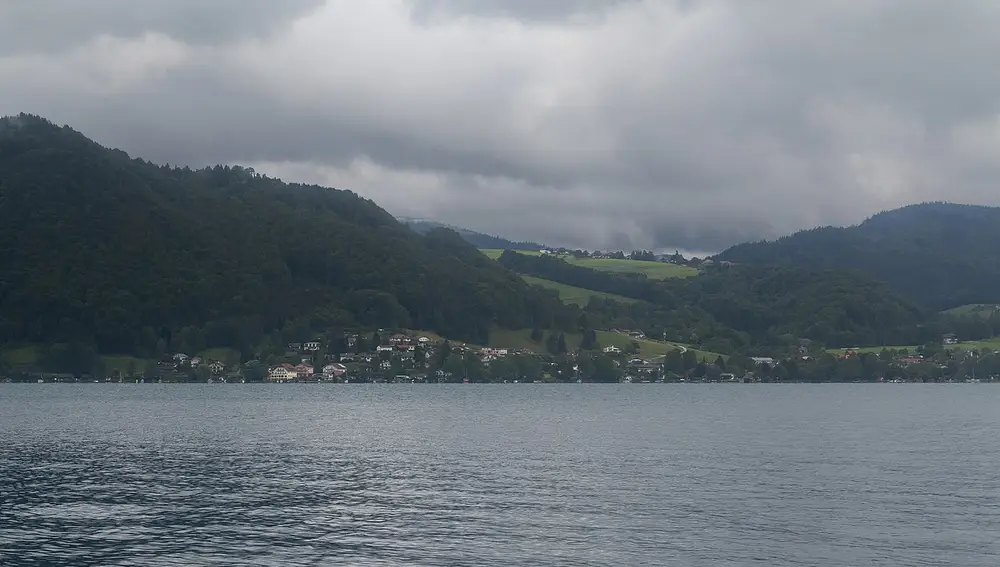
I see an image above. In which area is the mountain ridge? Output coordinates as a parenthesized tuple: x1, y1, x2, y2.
(714, 202, 1000, 310)
(0, 114, 574, 356)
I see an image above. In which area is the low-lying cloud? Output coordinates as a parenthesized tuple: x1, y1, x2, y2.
(3, 0, 1000, 252)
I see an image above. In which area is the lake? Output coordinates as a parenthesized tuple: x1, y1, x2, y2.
(1, 384, 998, 566)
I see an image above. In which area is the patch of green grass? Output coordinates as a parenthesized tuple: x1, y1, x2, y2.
(102, 355, 153, 374)
(942, 304, 1000, 318)
(198, 347, 241, 365)
(828, 337, 1000, 355)
(480, 249, 697, 279)
(521, 275, 638, 306)
(485, 328, 719, 360)
(487, 329, 575, 352)
(827, 345, 917, 355)
(1, 345, 40, 367)
(955, 337, 1000, 351)
(405, 329, 447, 343)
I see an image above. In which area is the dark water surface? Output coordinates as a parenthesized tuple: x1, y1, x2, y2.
(1, 384, 998, 566)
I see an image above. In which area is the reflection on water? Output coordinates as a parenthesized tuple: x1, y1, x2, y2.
(1, 384, 999, 566)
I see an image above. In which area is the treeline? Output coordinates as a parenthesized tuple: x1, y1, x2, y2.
(0, 114, 576, 356)
(404, 219, 543, 250)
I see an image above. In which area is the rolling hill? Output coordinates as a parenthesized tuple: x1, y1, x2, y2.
(0, 114, 574, 357)
(404, 219, 544, 250)
(715, 202, 1000, 310)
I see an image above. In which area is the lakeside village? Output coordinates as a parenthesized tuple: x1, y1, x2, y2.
(8, 330, 1000, 384)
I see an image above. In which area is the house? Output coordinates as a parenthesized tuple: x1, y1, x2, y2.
(208, 361, 226, 374)
(190, 356, 202, 367)
(288, 342, 302, 351)
(479, 347, 509, 357)
(268, 365, 296, 382)
(418, 336, 431, 344)
(376, 345, 394, 353)
(346, 334, 358, 348)
(942, 333, 959, 345)
(603, 346, 622, 354)
(750, 357, 775, 366)
(303, 341, 321, 352)
(389, 334, 410, 345)
(172, 353, 189, 363)
(293, 364, 314, 377)
(322, 363, 348, 377)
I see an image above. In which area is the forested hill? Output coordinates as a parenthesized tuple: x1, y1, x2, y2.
(498, 250, 933, 350)
(0, 114, 573, 355)
(714, 203, 1000, 310)
(403, 218, 544, 250)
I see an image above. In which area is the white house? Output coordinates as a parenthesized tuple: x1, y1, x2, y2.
(322, 363, 348, 377)
(268, 365, 296, 382)
(603, 346, 622, 354)
(303, 341, 321, 352)
(750, 357, 775, 366)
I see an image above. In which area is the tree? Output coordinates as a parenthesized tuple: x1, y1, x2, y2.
(242, 361, 265, 382)
(432, 340, 452, 371)
(591, 354, 622, 383)
(580, 328, 599, 350)
(512, 355, 542, 382)
(556, 332, 568, 354)
(681, 349, 698, 371)
(530, 325, 543, 342)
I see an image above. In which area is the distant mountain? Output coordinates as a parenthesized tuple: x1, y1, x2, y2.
(402, 218, 544, 250)
(715, 202, 1000, 310)
(0, 114, 574, 356)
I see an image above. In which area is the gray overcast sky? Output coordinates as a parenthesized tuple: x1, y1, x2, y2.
(3, 0, 1000, 252)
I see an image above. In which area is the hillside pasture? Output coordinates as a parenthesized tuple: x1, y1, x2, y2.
(480, 249, 697, 279)
(942, 304, 1000, 318)
(520, 275, 638, 306)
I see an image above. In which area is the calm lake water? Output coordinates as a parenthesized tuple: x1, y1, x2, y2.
(1, 384, 998, 566)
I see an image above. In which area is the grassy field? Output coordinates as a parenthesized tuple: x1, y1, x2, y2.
(0, 345, 154, 375)
(481, 249, 697, 279)
(102, 355, 154, 375)
(486, 328, 718, 360)
(197, 347, 241, 365)
(828, 337, 1000, 355)
(1, 345, 40, 367)
(827, 345, 917, 355)
(521, 275, 638, 306)
(942, 304, 1000, 318)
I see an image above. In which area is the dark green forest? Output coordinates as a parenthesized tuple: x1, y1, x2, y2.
(0, 114, 575, 356)
(715, 202, 1000, 310)
(499, 250, 979, 352)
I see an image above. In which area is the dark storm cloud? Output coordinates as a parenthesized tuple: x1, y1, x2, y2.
(4, 0, 1000, 252)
